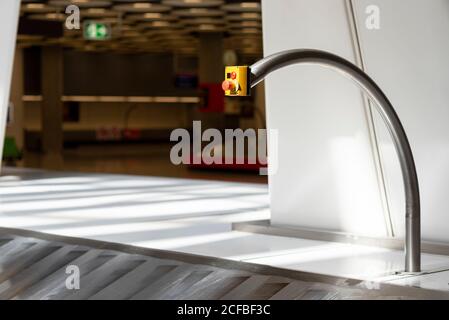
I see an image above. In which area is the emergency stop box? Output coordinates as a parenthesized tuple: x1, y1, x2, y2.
(222, 66, 251, 96)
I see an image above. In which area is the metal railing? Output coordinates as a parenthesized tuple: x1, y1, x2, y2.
(250, 49, 421, 272)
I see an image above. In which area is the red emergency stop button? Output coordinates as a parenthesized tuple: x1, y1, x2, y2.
(222, 80, 234, 91)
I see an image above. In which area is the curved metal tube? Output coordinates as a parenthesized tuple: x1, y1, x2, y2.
(251, 49, 420, 272)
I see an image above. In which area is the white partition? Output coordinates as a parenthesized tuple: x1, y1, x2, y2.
(353, 0, 449, 242)
(261, 0, 388, 237)
(0, 0, 21, 165)
(262, 0, 449, 242)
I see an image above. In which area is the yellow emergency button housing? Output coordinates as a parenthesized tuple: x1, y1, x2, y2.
(222, 66, 251, 96)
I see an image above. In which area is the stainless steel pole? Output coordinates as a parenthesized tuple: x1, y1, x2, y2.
(250, 49, 421, 272)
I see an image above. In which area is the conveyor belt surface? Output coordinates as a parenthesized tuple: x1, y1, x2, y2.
(0, 228, 447, 300)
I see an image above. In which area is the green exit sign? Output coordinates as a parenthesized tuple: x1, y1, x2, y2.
(83, 21, 111, 40)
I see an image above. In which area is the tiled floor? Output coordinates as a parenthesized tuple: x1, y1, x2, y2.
(1, 167, 449, 293)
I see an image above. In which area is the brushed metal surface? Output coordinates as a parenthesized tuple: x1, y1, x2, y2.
(233, 219, 449, 257)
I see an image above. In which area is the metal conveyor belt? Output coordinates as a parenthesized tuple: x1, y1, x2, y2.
(0, 228, 446, 300)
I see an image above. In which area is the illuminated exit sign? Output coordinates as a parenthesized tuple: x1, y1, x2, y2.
(83, 21, 111, 40)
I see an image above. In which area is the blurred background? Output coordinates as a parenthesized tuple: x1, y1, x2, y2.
(5, 0, 267, 183)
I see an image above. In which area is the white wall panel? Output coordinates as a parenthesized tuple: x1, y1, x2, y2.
(262, 0, 388, 236)
(353, 0, 449, 242)
(0, 0, 21, 165)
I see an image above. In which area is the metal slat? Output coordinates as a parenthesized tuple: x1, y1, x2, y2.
(131, 265, 199, 300)
(0, 242, 61, 283)
(0, 245, 82, 299)
(269, 280, 312, 300)
(15, 249, 101, 300)
(154, 269, 214, 300)
(247, 277, 290, 300)
(0, 237, 39, 258)
(34, 251, 119, 300)
(90, 258, 180, 300)
(220, 275, 270, 300)
(0, 237, 14, 248)
(299, 289, 339, 300)
(160, 268, 244, 300)
(61, 254, 146, 300)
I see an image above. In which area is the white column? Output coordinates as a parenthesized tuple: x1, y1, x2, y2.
(0, 0, 21, 169)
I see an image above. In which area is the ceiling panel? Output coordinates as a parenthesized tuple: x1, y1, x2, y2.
(18, 0, 262, 56)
